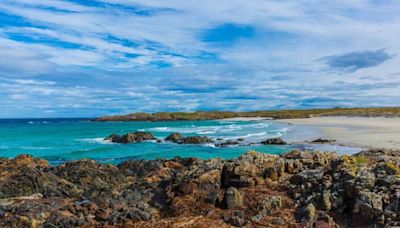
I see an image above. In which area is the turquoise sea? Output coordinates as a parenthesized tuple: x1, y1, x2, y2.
(0, 118, 361, 165)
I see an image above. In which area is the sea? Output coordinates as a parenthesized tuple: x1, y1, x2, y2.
(0, 118, 362, 165)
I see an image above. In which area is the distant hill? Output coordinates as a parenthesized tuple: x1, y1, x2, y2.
(96, 107, 400, 121)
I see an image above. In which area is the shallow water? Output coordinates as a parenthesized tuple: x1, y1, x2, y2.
(0, 118, 361, 164)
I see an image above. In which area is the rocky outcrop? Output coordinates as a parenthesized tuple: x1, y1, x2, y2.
(164, 133, 184, 143)
(2, 149, 400, 227)
(215, 140, 240, 147)
(311, 138, 337, 143)
(261, 137, 287, 145)
(164, 133, 214, 144)
(105, 131, 155, 143)
(179, 136, 214, 144)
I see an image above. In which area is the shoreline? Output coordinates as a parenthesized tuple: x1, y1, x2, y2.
(2, 149, 400, 227)
(276, 116, 400, 150)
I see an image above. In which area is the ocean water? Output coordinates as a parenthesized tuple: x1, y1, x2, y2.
(0, 118, 360, 165)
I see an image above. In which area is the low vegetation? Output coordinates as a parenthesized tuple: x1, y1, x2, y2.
(96, 107, 400, 121)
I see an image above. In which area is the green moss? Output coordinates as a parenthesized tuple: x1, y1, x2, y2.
(341, 155, 369, 175)
(353, 156, 369, 164)
(385, 162, 400, 175)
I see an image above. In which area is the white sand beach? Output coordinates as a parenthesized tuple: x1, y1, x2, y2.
(278, 117, 400, 149)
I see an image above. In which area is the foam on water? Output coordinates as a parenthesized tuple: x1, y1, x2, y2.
(0, 118, 363, 164)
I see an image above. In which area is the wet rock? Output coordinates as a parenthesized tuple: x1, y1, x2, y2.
(105, 131, 155, 143)
(104, 133, 121, 143)
(311, 138, 336, 143)
(261, 137, 287, 145)
(221, 187, 243, 209)
(165, 133, 184, 143)
(215, 140, 239, 147)
(179, 136, 214, 144)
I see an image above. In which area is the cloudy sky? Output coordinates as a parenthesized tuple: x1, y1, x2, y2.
(0, 0, 399, 118)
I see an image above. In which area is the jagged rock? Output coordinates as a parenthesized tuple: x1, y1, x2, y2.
(104, 133, 121, 143)
(2, 149, 400, 227)
(221, 187, 243, 209)
(353, 191, 383, 225)
(215, 140, 239, 147)
(261, 137, 287, 145)
(296, 203, 316, 222)
(290, 168, 324, 185)
(311, 138, 336, 143)
(165, 133, 184, 143)
(105, 131, 155, 143)
(225, 210, 246, 227)
(257, 196, 282, 215)
(179, 136, 214, 144)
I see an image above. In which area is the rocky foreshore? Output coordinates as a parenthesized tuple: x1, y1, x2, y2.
(1, 149, 400, 227)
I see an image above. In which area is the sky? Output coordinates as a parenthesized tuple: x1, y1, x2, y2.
(0, 0, 399, 118)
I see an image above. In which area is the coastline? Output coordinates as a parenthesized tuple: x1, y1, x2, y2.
(276, 116, 400, 149)
(2, 148, 400, 227)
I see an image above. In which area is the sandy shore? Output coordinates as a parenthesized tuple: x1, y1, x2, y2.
(278, 117, 400, 149)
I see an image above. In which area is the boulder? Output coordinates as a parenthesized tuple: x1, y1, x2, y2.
(220, 187, 243, 209)
(165, 133, 184, 143)
(215, 140, 239, 147)
(353, 191, 383, 225)
(296, 203, 317, 222)
(179, 136, 214, 144)
(311, 138, 336, 143)
(261, 137, 287, 145)
(257, 196, 282, 215)
(105, 132, 155, 143)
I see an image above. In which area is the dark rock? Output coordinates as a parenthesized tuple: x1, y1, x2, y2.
(165, 133, 184, 143)
(104, 133, 121, 143)
(105, 131, 155, 143)
(215, 140, 239, 147)
(179, 136, 214, 144)
(261, 137, 287, 145)
(228, 210, 247, 227)
(296, 203, 316, 222)
(221, 187, 243, 209)
(311, 138, 336, 143)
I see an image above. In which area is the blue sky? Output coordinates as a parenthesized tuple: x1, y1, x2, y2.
(0, 0, 399, 118)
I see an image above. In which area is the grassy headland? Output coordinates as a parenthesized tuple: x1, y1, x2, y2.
(96, 107, 400, 121)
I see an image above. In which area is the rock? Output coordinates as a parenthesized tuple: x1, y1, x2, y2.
(272, 218, 285, 225)
(215, 140, 239, 147)
(257, 196, 282, 215)
(179, 136, 214, 144)
(290, 168, 324, 185)
(261, 137, 287, 145)
(353, 191, 383, 224)
(311, 138, 336, 143)
(316, 191, 332, 211)
(165, 133, 184, 143)
(104, 133, 121, 143)
(296, 203, 316, 222)
(221, 187, 243, 209)
(105, 131, 155, 143)
(228, 210, 247, 227)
